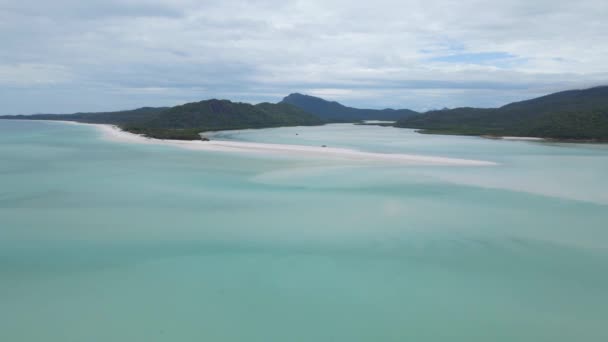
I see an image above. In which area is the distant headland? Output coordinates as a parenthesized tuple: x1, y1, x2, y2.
(2, 86, 607, 142)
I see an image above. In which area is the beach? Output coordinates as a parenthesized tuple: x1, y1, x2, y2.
(58, 121, 498, 166)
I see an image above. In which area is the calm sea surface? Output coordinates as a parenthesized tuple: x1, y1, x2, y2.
(1, 120, 607, 341)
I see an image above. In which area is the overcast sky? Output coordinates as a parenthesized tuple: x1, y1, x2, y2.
(1, 0, 607, 114)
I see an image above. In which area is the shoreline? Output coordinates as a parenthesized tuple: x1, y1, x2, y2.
(483, 135, 608, 143)
(481, 135, 545, 141)
(414, 129, 608, 143)
(32, 120, 499, 166)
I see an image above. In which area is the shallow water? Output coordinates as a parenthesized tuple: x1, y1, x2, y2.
(1, 120, 607, 341)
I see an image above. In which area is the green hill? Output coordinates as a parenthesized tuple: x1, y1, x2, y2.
(0, 100, 323, 140)
(0, 107, 167, 125)
(395, 86, 608, 140)
(123, 100, 323, 139)
(4, 86, 608, 141)
(281, 93, 418, 122)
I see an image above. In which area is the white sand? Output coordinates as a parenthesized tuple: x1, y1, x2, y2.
(501, 136, 545, 141)
(50, 121, 498, 166)
(482, 135, 545, 141)
(362, 120, 396, 124)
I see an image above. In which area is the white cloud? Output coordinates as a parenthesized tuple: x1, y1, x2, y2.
(0, 0, 607, 113)
(0, 64, 73, 85)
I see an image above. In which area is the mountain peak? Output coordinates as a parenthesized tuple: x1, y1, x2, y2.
(281, 93, 417, 122)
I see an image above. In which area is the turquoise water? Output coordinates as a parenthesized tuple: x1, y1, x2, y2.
(1, 120, 607, 341)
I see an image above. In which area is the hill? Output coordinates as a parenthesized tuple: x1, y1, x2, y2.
(0, 107, 167, 125)
(1, 100, 323, 140)
(123, 100, 323, 139)
(395, 86, 608, 140)
(281, 93, 418, 122)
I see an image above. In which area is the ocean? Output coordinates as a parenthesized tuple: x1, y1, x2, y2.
(1, 120, 607, 341)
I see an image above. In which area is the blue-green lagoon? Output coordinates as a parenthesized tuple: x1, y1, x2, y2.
(1, 120, 608, 341)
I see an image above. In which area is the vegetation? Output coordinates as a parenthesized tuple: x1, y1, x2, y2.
(0, 107, 167, 125)
(0, 99, 323, 140)
(4, 86, 608, 141)
(121, 127, 208, 140)
(395, 86, 608, 140)
(138, 100, 321, 129)
(121, 99, 322, 139)
(354, 121, 395, 127)
(281, 93, 418, 122)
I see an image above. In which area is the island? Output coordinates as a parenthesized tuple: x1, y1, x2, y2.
(2, 86, 608, 142)
(0, 100, 323, 140)
(393, 86, 608, 141)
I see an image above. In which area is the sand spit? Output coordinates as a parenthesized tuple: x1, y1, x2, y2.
(51, 121, 498, 166)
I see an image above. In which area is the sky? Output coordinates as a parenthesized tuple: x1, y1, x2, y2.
(1, 0, 607, 114)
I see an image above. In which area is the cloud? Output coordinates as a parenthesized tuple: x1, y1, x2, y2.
(0, 0, 607, 113)
(427, 52, 521, 66)
(1, 0, 187, 19)
(0, 64, 73, 86)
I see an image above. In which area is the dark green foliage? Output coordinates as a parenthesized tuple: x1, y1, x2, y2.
(0, 107, 167, 125)
(0, 99, 324, 140)
(121, 100, 323, 139)
(354, 123, 395, 127)
(121, 127, 207, 140)
(395, 86, 608, 140)
(137, 99, 322, 130)
(254, 102, 323, 125)
(5, 86, 608, 141)
(281, 93, 418, 122)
